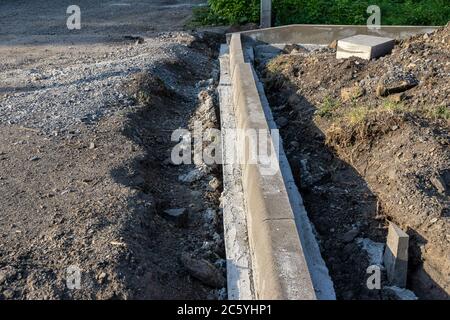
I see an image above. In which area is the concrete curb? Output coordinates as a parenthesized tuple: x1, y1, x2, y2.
(251, 68, 336, 300)
(227, 24, 438, 45)
(221, 33, 334, 300)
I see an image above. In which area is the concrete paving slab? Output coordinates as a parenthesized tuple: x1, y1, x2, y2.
(337, 34, 395, 60)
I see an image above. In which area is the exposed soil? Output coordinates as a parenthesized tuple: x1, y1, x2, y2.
(0, 0, 228, 300)
(260, 25, 449, 299)
(0, 32, 226, 300)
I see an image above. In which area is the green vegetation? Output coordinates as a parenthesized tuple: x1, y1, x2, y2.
(195, 0, 449, 26)
(425, 105, 450, 121)
(316, 96, 341, 118)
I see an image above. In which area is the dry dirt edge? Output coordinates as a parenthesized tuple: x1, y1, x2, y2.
(260, 25, 449, 300)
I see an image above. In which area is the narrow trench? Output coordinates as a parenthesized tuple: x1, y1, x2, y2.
(257, 50, 449, 299)
(113, 35, 226, 299)
(257, 57, 389, 300)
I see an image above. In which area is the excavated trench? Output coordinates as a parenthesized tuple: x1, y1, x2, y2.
(114, 33, 229, 299)
(253, 39, 449, 300)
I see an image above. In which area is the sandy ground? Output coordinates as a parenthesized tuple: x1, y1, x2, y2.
(0, 0, 228, 300)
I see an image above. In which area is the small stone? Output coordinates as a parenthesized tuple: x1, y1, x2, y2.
(217, 287, 227, 300)
(388, 92, 405, 103)
(357, 238, 385, 266)
(97, 272, 107, 284)
(2, 289, 14, 299)
(376, 74, 418, 97)
(29, 156, 40, 161)
(287, 94, 301, 107)
(290, 141, 300, 148)
(163, 208, 188, 227)
(203, 208, 217, 225)
(328, 39, 338, 50)
(180, 253, 225, 288)
(384, 286, 418, 300)
(276, 116, 288, 128)
(0, 271, 6, 285)
(190, 190, 202, 198)
(208, 177, 221, 191)
(341, 86, 365, 102)
(340, 229, 359, 243)
(89, 142, 96, 150)
(179, 169, 205, 183)
(430, 176, 446, 194)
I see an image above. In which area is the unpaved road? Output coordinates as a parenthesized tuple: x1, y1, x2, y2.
(0, 0, 206, 45)
(0, 0, 227, 300)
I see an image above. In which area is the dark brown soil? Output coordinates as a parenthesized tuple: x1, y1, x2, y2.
(0, 35, 225, 300)
(261, 25, 449, 299)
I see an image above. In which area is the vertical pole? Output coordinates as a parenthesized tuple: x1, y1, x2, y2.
(260, 0, 272, 28)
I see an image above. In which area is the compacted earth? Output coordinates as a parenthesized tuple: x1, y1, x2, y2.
(0, 1, 228, 300)
(260, 24, 449, 299)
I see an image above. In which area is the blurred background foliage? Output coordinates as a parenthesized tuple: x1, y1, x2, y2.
(192, 0, 449, 26)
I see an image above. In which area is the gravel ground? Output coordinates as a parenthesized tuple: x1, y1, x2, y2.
(0, 0, 226, 300)
(1, 35, 204, 132)
(0, 0, 207, 133)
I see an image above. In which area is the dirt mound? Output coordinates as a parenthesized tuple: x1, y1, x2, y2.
(262, 25, 449, 299)
(124, 72, 174, 105)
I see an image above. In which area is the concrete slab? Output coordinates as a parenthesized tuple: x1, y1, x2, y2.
(384, 222, 409, 288)
(337, 34, 395, 60)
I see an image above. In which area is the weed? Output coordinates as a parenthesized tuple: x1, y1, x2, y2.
(317, 96, 340, 118)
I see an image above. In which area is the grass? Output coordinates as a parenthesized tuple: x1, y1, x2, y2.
(316, 96, 341, 118)
(425, 105, 450, 121)
(197, 0, 450, 27)
(382, 100, 408, 113)
(324, 99, 449, 128)
(188, 6, 226, 27)
(346, 106, 371, 124)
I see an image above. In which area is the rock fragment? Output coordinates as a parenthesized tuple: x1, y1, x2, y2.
(180, 253, 225, 288)
(163, 208, 188, 227)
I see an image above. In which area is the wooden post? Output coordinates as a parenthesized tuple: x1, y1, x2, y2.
(260, 0, 272, 28)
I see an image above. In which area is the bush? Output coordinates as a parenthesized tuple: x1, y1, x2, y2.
(208, 0, 260, 24)
(202, 0, 449, 26)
